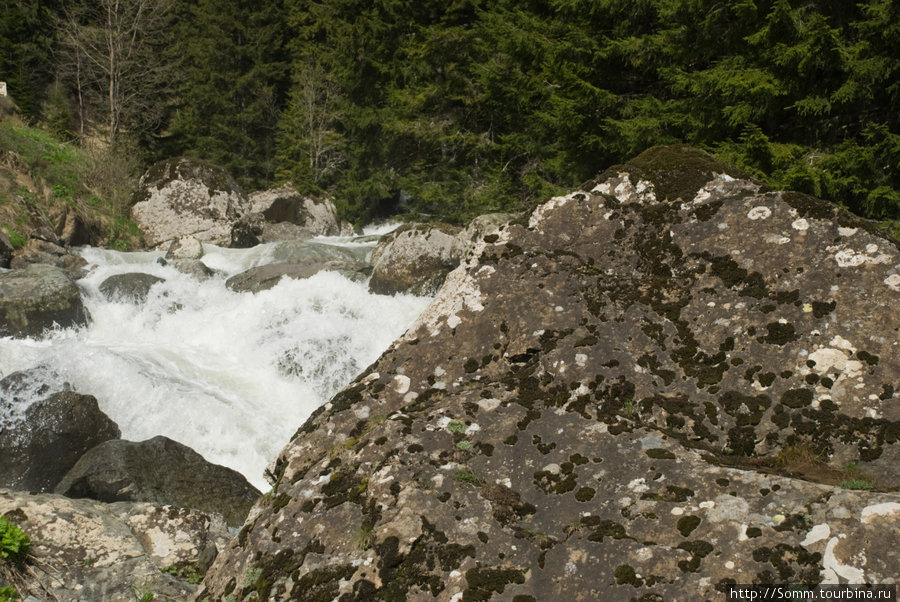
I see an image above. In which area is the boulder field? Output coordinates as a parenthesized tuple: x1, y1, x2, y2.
(197, 146, 900, 600)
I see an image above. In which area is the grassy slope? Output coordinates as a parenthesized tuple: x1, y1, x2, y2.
(0, 115, 143, 251)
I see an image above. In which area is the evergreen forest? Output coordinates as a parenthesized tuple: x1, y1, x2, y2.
(2, 0, 898, 228)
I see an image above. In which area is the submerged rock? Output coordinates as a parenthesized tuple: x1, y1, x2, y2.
(0, 384, 120, 492)
(55, 435, 261, 528)
(368, 222, 462, 295)
(198, 146, 900, 600)
(226, 260, 365, 293)
(0, 489, 230, 600)
(0, 264, 89, 338)
(130, 157, 251, 249)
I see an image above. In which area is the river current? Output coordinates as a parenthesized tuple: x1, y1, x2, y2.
(0, 226, 430, 490)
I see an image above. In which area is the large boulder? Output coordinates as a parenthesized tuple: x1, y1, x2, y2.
(197, 146, 900, 600)
(0, 263, 89, 337)
(368, 222, 462, 295)
(0, 489, 231, 600)
(250, 183, 340, 236)
(226, 260, 367, 293)
(130, 157, 251, 249)
(55, 435, 261, 528)
(0, 375, 120, 492)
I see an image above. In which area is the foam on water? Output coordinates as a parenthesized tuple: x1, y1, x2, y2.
(0, 239, 430, 490)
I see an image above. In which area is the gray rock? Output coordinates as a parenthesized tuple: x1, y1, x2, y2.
(198, 146, 900, 600)
(368, 222, 462, 295)
(130, 157, 251, 249)
(0, 263, 89, 337)
(0, 383, 120, 492)
(230, 211, 265, 248)
(165, 235, 204, 260)
(0, 489, 231, 600)
(250, 183, 340, 236)
(98, 272, 166, 303)
(171, 259, 217, 280)
(259, 221, 315, 243)
(55, 435, 261, 528)
(226, 260, 366, 293)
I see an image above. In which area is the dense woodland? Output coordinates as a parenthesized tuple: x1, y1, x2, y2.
(2, 0, 898, 227)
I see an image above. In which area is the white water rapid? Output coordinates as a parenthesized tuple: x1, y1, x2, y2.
(0, 230, 430, 491)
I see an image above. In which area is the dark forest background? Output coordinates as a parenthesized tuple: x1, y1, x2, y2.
(2, 0, 898, 227)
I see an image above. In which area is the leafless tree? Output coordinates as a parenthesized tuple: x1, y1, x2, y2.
(56, 0, 174, 149)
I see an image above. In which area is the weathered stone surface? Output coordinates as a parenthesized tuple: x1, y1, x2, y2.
(0, 228, 13, 268)
(259, 220, 315, 243)
(250, 183, 340, 236)
(130, 157, 251, 249)
(55, 435, 261, 528)
(198, 146, 900, 600)
(0, 489, 230, 600)
(0, 382, 120, 492)
(225, 260, 366, 293)
(98, 272, 166, 303)
(166, 235, 204, 260)
(368, 222, 462, 295)
(171, 258, 217, 280)
(8, 237, 88, 273)
(230, 211, 265, 248)
(0, 263, 89, 337)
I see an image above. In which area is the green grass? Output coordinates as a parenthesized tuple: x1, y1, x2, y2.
(0, 517, 29, 563)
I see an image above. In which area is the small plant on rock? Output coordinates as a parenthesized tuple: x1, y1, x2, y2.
(0, 518, 29, 564)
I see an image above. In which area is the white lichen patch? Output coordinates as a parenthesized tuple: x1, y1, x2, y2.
(830, 245, 893, 268)
(860, 502, 900, 524)
(792, 218, 810, 231)
(747, 206, 772, 220)
(409, 265, 486, 335)
(765, 234, 791, 245)
(529, 192, 579, 229)
(885, 274, 900, 292)
(822, 536, 866, 584)
(591, 172, 656, 204)
(801, 523, 831, 547)
(838, 227, 858, 237)
(391, 375, 411, 396)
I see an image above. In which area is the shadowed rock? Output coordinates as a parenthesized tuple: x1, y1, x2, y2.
(99, 272, 165, 303)
(55, 435, 261, 528)
(0, 263, 89, 337)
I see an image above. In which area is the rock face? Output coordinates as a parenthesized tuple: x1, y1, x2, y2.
(0, 385, 120, 492)
(0, 489, 231, 600)
(250, 183, 341, 237)
(0, 263, 89, 337)
(197, 146, 900, 600)
(54, 435, 261, 528)
(368, 222, 462, 295)
(130, 157, 251, 249)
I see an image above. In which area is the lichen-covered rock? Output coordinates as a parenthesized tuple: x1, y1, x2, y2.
(0, 384, 120, 492)
(98, 272, 166, 303)
(166, 235, 204, 260)
(54, 435, 261, 528)
(130, 157, 251, 249)
(0, 263, 89, 338)
(197, 146, 900, 600)
(0, 489, 230, 600)
(250, 183, 341, 237)
(368, 222, 462, 295)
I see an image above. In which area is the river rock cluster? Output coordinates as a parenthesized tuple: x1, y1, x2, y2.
(196, 146, 900, 600)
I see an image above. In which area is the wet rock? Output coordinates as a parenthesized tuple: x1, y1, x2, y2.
(0, 263, 89, 337)
(368, 222, 462, 295)
(98, 272, 166, 303)
(130, 157, 251, 249)
(225, 260, 365, 293)
(55, 435, 261, 528)
(250, 183, 340, 236)
(198, 146, 900, 600)
(0, 489, 230, 600)
(258, 221, 315, 243)
(171, 259, 217, 280)
(0, 385, 120, 492)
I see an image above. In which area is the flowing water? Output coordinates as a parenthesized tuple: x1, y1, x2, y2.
(0, 228, 430, 490)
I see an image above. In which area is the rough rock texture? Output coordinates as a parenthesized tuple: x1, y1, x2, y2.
(0, 227, 13, 268)
(130, 157, 251, 249)
(8, 237, 88, 273)
(166, 235, 205, 260)
(98, 272, 166, 303)
(0, 263, 89, 338)
(198, 146, 900, 601)
(368, 222, 463, 295)
(231, 212, 265, 248)
(0, 489, 231, 600)
(0, 387, 120, 492)
(249, 183, 340, 236)
(54, 435, 261, 528)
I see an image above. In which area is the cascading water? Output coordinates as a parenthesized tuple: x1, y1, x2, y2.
(0, 229, 430, 491)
